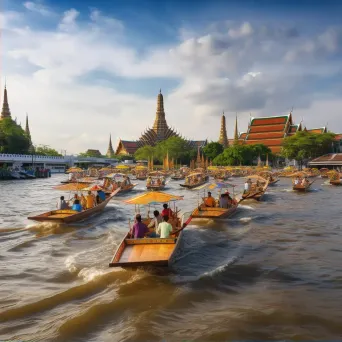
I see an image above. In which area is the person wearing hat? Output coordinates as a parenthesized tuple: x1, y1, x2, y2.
(204, 191, 216, 207)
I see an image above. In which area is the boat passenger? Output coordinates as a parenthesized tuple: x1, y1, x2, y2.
(85, 190, 96, 209)
(72, 199, 82, 212)
(244, 180, 251, 193)
(57, 196, 69, 210)
(148, 210, 162, 229)
(219, 193, 229, 208)
(96, 189, 106, 204)
(80, 194, 87, 209)
(131, 214, 148, 238)
(294, 177, 300, 185)
(157, 215, 173, 238)
(204, 191, 216, 207)
(162, 204, 174, 218)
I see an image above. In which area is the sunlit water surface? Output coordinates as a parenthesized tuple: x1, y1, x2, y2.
(1, 175, 342, 341)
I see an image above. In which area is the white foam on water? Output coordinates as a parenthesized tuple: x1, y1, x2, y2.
(239, 205, 255, 211)
(240, 217, 253, 223)
(78, 267, 112, 282)
(65, 255, 78, 273)
(200, 256, 239, 279)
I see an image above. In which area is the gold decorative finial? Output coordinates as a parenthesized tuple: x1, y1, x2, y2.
(218, 112, 228, 148)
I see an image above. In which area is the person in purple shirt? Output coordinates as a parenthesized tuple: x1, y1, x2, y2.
(131, 214, 148, 238)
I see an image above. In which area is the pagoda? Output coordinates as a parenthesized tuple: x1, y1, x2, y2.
(115, 90, 206, 155)
(106, 134, 115, 158)
(1, 84, 11, 120)
(218, 112, 228, 148)
(25, 114, 32, 146)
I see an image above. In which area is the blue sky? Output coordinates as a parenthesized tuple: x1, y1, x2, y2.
(2, 0, 342, 153)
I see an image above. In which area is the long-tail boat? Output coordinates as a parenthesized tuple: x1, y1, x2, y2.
(242, 179, 269, 201)
(258, 171, 279, 185)
(180, 172, 209, 189)
(191, 182, 238, 219)
(104, 173, 137, 193)
(109, 192, 191, 268)
(28, 189, 119, 224)
(146, 172, 166, 191)
(290, 172, 315, 192)
(328, 170, 342, 185)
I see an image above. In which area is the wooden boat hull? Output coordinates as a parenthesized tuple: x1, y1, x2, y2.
(179, 177, 209, 189)
(109, 231, 183, 268)
(192, 204, 238, 219)
(117, 184, 137, 193)
(269, 179, 279, 185)
(292, 183, 313, 192)
(171, 176, 185, 180)
(28, 191, 117, 223)
(330, 180, 342, 186)
(146, 185, 165, 191)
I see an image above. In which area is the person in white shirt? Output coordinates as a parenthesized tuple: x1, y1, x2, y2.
(57, 196, 69, 210)
(294, 177, 300, 185)
(244, 180, 251, 193)
(157, 215, 173, 238)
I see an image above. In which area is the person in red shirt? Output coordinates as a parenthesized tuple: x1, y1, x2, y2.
(161, 203, 173, 218)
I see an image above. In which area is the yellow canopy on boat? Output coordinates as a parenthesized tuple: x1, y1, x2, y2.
(54, 183, 89, 191)
(136, 165, 147, 170)
(125, 192, 183, 205)
(66, 167, 83, 173)
(116, 165, 130, 169)
(82, 184, 103, 191)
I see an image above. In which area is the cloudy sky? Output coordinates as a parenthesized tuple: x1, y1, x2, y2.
(2, 0, 342, 154)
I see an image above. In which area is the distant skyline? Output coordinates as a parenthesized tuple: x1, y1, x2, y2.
(2, 0, 342, 154)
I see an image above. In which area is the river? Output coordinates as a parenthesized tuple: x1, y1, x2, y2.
(1, 174, 342, 341)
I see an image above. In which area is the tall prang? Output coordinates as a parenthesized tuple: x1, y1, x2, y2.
(218, 112, 228, 148)
(152, 89, 169, 141)
(106, 134, 115, 158)
(1, 84, 11, 120)
(233, 114, 239, 145)
(25, 114, 32, 144)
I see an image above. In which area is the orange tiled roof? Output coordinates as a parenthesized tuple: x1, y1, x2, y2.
(245, 138, 284, 146)
(307, 127, 327, 134)
(250, 116, 288, 126)
(249, 124, 285, 133)
(247, 132, 285, 140)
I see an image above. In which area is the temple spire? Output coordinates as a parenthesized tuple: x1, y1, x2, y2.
(1, 83, 11, 119)
(233, 113, 239, 145)
(152, 89, 168, 141)
(218, 112, 228, 148)
(25, 113, 32, 144)
(106, 134, 115, 158)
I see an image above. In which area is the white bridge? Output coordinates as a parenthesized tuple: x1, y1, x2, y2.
(0, 154, 119, 173)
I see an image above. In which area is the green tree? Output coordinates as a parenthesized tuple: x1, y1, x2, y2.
(35, 145, 62, 156)
(156, 136, 194, 163)
(203, 142, 224, 160)
(134, 145, 156, 161)
(0, 118, 30, 154)
(282, 131, 335, 169)
(213, 144, 271, 166)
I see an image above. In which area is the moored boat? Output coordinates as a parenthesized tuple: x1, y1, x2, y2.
(146, 172, 166, 190)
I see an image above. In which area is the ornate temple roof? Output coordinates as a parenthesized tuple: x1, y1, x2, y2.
(306, 127, 327, 134)
(243, 114, 293, 153)
(115, 140, 142, 155)
(115, 90, 207, 155)
(1, 84, 11, 120)
(218, 113, 228, 148)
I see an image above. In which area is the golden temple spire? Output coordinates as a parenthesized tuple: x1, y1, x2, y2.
(106, 134, 115, 158)
(152, 89, 168, 140)
(1, 82, 11, 119)
(25, 113, 32, 144)
(233, 113, 239, 145)
(218, 111, 228, 148)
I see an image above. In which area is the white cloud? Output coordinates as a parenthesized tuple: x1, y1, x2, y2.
(2, 5, 342, 153)
(23, 1, 52, 17)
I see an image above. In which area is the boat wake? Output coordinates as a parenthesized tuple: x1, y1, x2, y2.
(200, 256, 239, 279)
